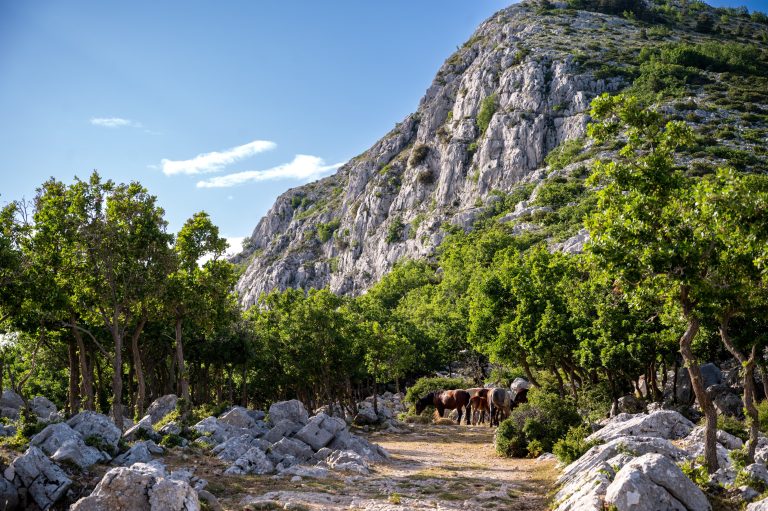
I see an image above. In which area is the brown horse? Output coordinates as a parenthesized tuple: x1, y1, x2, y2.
(415, 390, 471, 425)
(467, 388, 490, 424)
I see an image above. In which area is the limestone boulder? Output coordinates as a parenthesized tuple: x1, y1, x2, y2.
(587, 410, 694, 443)
(605, 453, 710, 511)
(146, 394, 178, 425)
(3, 446, 72, 510)
(67, 411, 122, 453)
(224, 447, 274, 476)
(268, 400, 308, 426)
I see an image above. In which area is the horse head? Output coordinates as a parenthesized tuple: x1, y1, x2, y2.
(415, 392, 434, 414)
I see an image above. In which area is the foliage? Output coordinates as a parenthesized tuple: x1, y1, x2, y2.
(476, 94, 498, 136)
(409, 144, 430, 167)
(553, 424, 600, 464)
(544, 139, 585, 171)
(717, 415, 748, 441)
(679, 459, 710, 489)
(404, 376, 473, 406)
(316, 219, 340, 243)
(495, 418, 528, 457)
(386, 217, 405, 243)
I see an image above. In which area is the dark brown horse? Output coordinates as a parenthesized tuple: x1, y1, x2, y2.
(415, 390, 471, 425)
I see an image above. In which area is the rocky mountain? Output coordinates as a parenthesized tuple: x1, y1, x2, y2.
(234, 0, 768, 307)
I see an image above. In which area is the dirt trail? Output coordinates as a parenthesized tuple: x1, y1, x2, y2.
(194, 424, 558, 511)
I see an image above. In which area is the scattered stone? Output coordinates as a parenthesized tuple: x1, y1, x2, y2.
(158, 422, 182, 436)
(295, 413, 344, 450)
(706, 384, 744, 418)
(146, 394, 178, 425)
(605, 453, 711, 511)
(587, 410, 694, 443)
(268, 400, 309, 426)
(52, 438, 111, 470)
(0, 477, 19, 511)
(741, 486, 761, 503)
(67, 411, 122, 452)
(744, 463, 768, 488)
(197, 489, 223, 511)
(749, 498, 768, 510)
(269, 437, 314, 464)
(123, 414, 156, 442)
(279, 465, 330, 478)
(263, 419, 302, 443)
(219, 406, 257, 430)
(4, 446, 72, 510)
(148, 478, 199, 511)
(31, 422, 82, 456)
(327, 450, 370, 474)
(211, 434, 268, 462)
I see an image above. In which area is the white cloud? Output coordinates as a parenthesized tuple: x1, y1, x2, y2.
(161, 140, 276, 176)
(90, 117, 142, 128)
(195, 155, 343, 188)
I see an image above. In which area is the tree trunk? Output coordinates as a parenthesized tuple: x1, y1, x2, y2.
(679, 289, 717, 473)
(110, 321, 124, 431)
(720, 316, 759, 463)
(520, 354, 540, 387)
(131, 316, 147, 418)
(70, 318, 95, 410)
(759, 363, 768, 403)
(175, 316, 190, 402)
(241, 364, 248, 407)
(551, 364, 565, 397)
(67, 337, 80, 415)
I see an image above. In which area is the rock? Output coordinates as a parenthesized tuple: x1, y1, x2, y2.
(123, 415, 157, 441)
(327, 450, 370, 474)
(158, 422, 182, 436)
(741, 486, 761, 503)
(701, 363, 723, 388)
(706, 384, 744, 417)
(617, 395, 645, 414)
(31, 422, 82, 456)
(510, 377, 532, 393)
(280, 464, 330, 478)
(605, 453, 711, 511)
(30, 396, 57, 421)
(247, 409, 266, 421)
(587, 410, 694, 443)
(554, 436, 690, 511)
(328, 429, 388, 460)
(269, 437, 314, 464)
(0, 390, 23, 410)
(224, 447, 274, 475)
(678, 426, 736, 472)
(682, 425, 743, 451)
(52, 438, 111, 470)
(148, 478, 199, 511)
(268, 400, 309, 426)
(191, 417, 237, 445)
(71, 461, 198, 511)
(749, 498, 768, 510)
(211, 435, 268, 462)
(113, 441, 164, 466)
(67, 411, 122, 452)
(4, 446, 72, 510)
(197, 489, 223, 511)
(219, 406, 257, 430)
(353, 406, 379, 425)
(146, 394, 178, 425)
(295, 413, 343, 451)
(313, 447, 333, 461)
(263, 419, 302, 443)
(0, 477, 19, 511)
(744, 463, 768, 487)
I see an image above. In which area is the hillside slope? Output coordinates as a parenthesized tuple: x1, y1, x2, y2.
(234, 0, 768, 307)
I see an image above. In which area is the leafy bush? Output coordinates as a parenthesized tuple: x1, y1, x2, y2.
(317, 219, 340, 243)
(544, 139, 585, 170)
(495, 418, 528, 457)
(553, 424, 600, 464)
(717, 415, 748, 442)
(417, 170, 435, 185)
(476, 94, 498, 136)
(160, 433, 185, 448)
(679, 459, 709, 489)
(527, 438, 544, 458)
(729, 446, 750, 471)
(533, 177, 586, 208)
(404, 376, 473, 407)
(496, 388, 581, 456)
(386, 217, 405, 244)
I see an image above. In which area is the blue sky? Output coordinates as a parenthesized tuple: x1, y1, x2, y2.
(0, 0, 764, 253)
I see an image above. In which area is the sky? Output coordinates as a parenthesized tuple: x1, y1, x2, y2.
(1, 0, 765, 255)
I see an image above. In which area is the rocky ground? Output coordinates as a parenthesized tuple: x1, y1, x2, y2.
(207, 424, 557, 511)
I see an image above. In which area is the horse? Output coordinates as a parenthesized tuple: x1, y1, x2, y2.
(467, 387, 490, 424)
(415, 389, 471, 425)
(487, 388, 511, 427)
(469, 394, 490, 425)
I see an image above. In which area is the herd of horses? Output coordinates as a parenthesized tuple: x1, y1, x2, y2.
(414, 386, 529, 426)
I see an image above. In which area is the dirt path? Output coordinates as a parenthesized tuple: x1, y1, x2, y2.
(191, 424, 558, 511)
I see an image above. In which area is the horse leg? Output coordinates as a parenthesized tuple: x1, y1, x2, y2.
(465, 402, 471, 425)
(489, 403, 496, 427)
(456, 406, 463, 425)
(437, 404, 445, 418)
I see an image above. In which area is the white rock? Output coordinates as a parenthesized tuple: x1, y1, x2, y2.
(146, 394, 178, 425)
(4, 446, 72, 510)
(587, 410, 694, 443)
(67, 411, 122, 452)
(268, 400, 309, 426)
(224, 447, 274, 476)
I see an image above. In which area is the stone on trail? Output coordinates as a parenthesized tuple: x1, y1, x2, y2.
(146, 394, 178, 425)
(224, 447, 274, 476)
(587, 410, 694, 443)
(4, 446, 72, 510)
(326, 450, 370, 474)
(67, 411, 122, 452)
(268, 399, 309, 426)
(278, 464, 330, 478)
(605, 453, 711, 511)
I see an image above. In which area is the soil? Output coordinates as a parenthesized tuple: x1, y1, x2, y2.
(173, 423, 559, 511)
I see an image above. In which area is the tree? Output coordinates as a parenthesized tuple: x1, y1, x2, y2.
(586, 93, 722, 471)
(69, 172, 173, 429)
(168, 211, 230, 405)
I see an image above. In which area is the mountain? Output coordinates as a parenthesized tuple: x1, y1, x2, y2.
(233, 0, 768, 308)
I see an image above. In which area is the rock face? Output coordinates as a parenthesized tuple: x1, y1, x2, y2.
(67, 411, 122, 453)
(146, 395, 178, 425)
(587, 410, 694, 443)
(233, 2, 627, 303)
(268, 400, 309, 426)
(605, 453, 710, 511)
